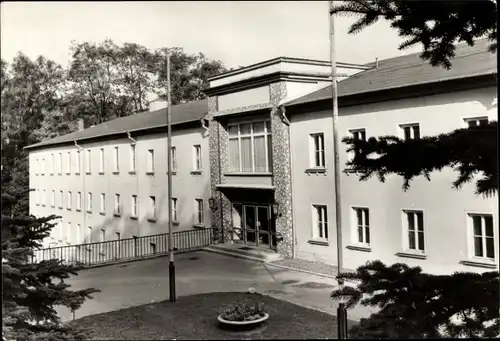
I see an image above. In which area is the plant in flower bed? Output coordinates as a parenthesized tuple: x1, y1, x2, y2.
(219, 298, 267, 322)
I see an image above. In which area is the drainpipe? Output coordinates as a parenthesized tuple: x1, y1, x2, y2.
(127, 131, 139, 239)
(74, 141, 86, 243)
(217, 121, 224, 243)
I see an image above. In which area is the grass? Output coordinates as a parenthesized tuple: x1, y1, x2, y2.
(70, 292, 348, 340)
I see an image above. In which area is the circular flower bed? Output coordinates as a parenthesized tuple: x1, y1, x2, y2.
(217, 294, 268, 329)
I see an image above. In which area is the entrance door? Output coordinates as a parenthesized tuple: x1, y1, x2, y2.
(235, 204, 276, 250)
(244, 205, 257, 245)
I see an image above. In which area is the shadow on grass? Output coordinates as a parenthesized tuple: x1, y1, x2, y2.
(70, 292, 352, 340)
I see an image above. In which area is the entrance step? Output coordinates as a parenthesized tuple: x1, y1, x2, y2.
(204, 243, 283, 263)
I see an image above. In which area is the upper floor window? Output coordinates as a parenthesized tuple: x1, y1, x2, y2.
(464, 116, 488, 128)
(75, 151, 81, 174)
(400, 123, 420, 140)
(193, 145, 202, 171)
(309, 133, 325, 168)
(113, 147, 119, 173)
(50, 154, 55, 175)
(76, 192, 82, 211)
(147, 149, 155, 174)
(87, 192, 92, 213)
(228, 120, 272, 173)
(114, 194, 121, 216)
(99, 148, 105, 173)
(100, 193, 106, 214)
(66, 152, 71, 174)
(350, 128, 367, 159)
(67, 191, 72, 210)
(171, 146, 177, 172)
(129, 144, 136, 172)
(35, 158, 39, 175)
(59, 190, 63, 209)
(41, 158, 45, 175)
(85, 149, 91, 174)
(51, 190, 55, 207)
(58, 153, 63, 174)
(131, 195, 138, 218)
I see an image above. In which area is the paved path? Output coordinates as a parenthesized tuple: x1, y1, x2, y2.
(58, 251, 377, 322)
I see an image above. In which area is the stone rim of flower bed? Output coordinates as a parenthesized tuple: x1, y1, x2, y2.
(217, 313, 269, 326)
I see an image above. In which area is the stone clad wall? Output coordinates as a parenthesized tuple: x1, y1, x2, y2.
(269, 82, 294, 259)
(207, 82, 295, 259)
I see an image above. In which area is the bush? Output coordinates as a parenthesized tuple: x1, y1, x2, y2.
(331, 261, 499, 338)
(219, 298, 266, 322)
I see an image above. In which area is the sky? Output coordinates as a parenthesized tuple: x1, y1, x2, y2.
(1, 1, 422, 69)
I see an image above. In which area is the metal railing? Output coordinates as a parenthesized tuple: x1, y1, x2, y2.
(31, 228, 215, 267)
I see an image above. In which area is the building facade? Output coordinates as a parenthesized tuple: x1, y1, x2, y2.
(27, 100, 212, 248)
(26, 40, 498, 275)
(206, 41, 498, 275)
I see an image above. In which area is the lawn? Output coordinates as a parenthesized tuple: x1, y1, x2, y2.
(70, 292, 351, 340)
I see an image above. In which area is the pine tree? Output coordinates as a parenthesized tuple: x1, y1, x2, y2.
(1, 169, 99, 341)
(332, 261, 499, 338)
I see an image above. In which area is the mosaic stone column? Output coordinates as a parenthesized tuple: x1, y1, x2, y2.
(207, 96, 233, 244)
(269, 82, 294, 259)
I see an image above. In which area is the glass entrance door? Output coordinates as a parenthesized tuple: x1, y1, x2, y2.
(257, 206, 271, 247)
(244, 205, 257, 245)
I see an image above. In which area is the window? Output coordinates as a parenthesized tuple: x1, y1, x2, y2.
(58, 153, 62, 174)
(99, 229, 106, 254)
(87, 192, 92, 212)
(193, 145, 202, 171)
(129, 144, 136, 172)
(67, 222, 71, 239)
(350, 129, 367, 159)
(100, 193, 106, 213)
(42, 190, 46, 206)
(66, 152, 71, 174)
(35, 158, 39, 175)
(465, 116, 489, 128)
(36, 189, 40, 206)
(114, 194, 121, 215)
(172, 198, 178, 222)
(470, 214, 495, 260)
(403, 210, 425, 252)
(76, 192, 82, 211)
(312, 205, 328, 240)
(59, 190, 63, 209)
(41, 158, 45, 175)
(400, 123, 420, 140)
(228, 120, 272, 172)
(86, 226, 92, 244)
(353, 207, 370, 245)
(115, 232, 121, 240)
(75, 151, 81, 174)
(86, 149, 91, 173)
(51, 154, 55, 174)
(51, 190, 55, 207)
(310, 133, 325, 168)
(195, 199, 204, 225)
(147, 149, 154, 174)
(171, 146, 177, 171)
(131, 195, 138, 217)
(148, 196, 156, 221)
(113, 147, 119, 173)
(99, 148, 105, 173)
(67, 191, 72, 210)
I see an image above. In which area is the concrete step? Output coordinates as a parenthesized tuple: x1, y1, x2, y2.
(204, 243, 283, 263)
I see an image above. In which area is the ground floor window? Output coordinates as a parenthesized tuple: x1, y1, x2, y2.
(312, 205, 328, 240)
(470, 213, 495, 260)
(352, 207, 370, 245)
(403, 210, 425, 252)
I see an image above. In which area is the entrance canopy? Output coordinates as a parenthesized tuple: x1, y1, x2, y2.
(216, 184, 275, 204)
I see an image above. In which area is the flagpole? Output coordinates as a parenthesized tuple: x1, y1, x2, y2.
(166, 51, 176, 303)
(329, 2, 347, 338)
(329, 0, 344, 282)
